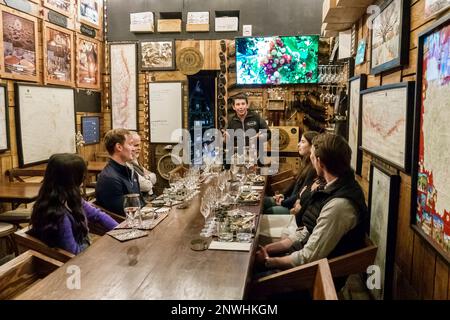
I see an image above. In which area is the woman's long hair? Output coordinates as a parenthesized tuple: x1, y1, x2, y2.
(297, 131, 319, 184)
(31, 153, 88, 247)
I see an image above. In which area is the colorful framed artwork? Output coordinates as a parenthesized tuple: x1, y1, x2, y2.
(370, 0, 409, 75)
(348, 75, 367, 176)
(0, 84, 9, 153)
(43, 0, 74, 18)
(110, 42, 138, 131)
(425, 0, 450, 19)
(0, 6, 39, 82)
(411, 14, 450, 262)
(360, 82, 415, 172)
(139, 40, 175, 71)
(76, 34, 101, 89)
(78, 0, 102, 29)
(368, 161, 400, 300)
(355, 39, 366, 65)
(43, 22, 74, 86)
(81, 116, 100, 145)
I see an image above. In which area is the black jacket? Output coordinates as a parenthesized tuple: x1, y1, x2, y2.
(226, 111, 271, 142)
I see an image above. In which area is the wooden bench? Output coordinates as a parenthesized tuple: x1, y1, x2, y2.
(0, 250, 63, 300)
(249, 258, 338, 300)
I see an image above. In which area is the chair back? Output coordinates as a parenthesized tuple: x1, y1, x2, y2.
(6, 168, 45, 183)
(13, 226, 75, 263)
(0, 250, 63, 300)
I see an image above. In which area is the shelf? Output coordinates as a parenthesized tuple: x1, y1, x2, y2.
(322, 0, 366, 24)
(336, 0, 375, 7)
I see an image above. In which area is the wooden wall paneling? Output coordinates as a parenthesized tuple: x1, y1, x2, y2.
(366, 74, 381, 88)
(411, 234, 426, 298)
(381, 70, 402, 85)
(421, 248, 436, 299)
(410, 0, 433, 31)
(433, 257, 449, 299)
(402, 48, 417, 77)
(393, 263, 420, 299)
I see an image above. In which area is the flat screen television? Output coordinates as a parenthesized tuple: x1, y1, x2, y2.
(236, 35, 319, 85)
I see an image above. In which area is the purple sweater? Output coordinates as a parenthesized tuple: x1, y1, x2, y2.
(56, 201, 118, 254)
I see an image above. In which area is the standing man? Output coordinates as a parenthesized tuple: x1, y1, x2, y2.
(96, 128, 142, 215)
(256, 133, 368, 272)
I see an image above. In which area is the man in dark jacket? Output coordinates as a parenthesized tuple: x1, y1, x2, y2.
(256, 133, 368, 270)
(96, 128, 143, 215)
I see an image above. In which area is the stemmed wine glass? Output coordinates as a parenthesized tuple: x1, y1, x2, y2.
(123, 194, 142, 232)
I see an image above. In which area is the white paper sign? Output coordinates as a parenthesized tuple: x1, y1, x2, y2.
(338, 29, 352, 60)
(187, 11, 209, 24)
(243, 24, 252, 36)
(130, 11, 154, 32)
(215, 16, 238, 32)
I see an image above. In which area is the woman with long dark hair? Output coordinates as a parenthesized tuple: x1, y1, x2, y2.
(30, 153, 118, 254)
(264, 130, 320, 214)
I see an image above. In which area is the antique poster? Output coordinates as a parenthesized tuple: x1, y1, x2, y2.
(110, 43, 137, 130)
(0, 7, 39, 82)
(76, 35, 100, 89)
(348, 76, 365, 174)
(140, 40, 175, 71)
(425, 0, 450, 19)
(44, 0, 74, 17)
(415, 20, 450, 254)
(361, 84, 411, 171)
(78, 0, 102, 29)
(44, 23, 74, 86)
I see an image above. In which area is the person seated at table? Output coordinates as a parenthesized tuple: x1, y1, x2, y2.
(96, 128, 143, 215)
(255, 134, 368, 272)
(264, 130, 320, 215)
(128, 131, 157, 202)
(30, 153, 118, 255)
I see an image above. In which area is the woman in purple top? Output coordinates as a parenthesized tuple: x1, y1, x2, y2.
(30, 153, 118, 254)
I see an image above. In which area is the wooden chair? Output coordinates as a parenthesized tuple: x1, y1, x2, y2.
(0, 250, 63, 300)
(249, 258, 338, 300)
(89, 202, 125, 235)
(94, 151, 110, 162)
(13, 226, 75, 263)
(6, 168, 45, 183)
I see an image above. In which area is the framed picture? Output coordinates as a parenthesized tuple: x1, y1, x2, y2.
(81, 116, 100, 145)
(78, 0, 102, 29)
(355, 39, 366, 65)
(370, 0, 409, 74)
(368, 161, 400, 300)
(43, 0, 74, 18)
(348, 75, 367, 176)
(0, 84, 9, 152)
(110, 42, 138, 130)
(411, 14, 450, 262)
(15, 83, 76, 167)
(43, 22, 74, 86)
(360, 82, 415, 172)
(139, 40, 175, 71)
(425, 0, 450, 19)
(0, 6, 39, 82)
(76, 34, 101, 89)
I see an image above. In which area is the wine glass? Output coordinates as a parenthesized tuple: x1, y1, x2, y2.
(123, 194, 142, 231)
(169, 172, 181, 191)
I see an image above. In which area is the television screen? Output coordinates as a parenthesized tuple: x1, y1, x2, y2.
(236, 35, 319, 85)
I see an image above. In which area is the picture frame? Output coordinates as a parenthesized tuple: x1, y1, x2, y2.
(360, 82, 415, 172)
(43, 22, 75, 87)
(368, 161, 400, 300)
(0, 84, 9, 153)
(81, 115, 100, 145)
(43, 0, 74, 18)
(425, 0, 450, 19)
(0, 6, 40, 82)
(110, 42, 138, 131)
(347, 75, 367, 176)
(139, 40, 175, 71)
(76, 34, 101, 90)
(14, 83, 76, 167)
(355, 39, 366, 65)
(370, 0, 409, 75)
(411, 14, 450, 262)
(78, 0, 102, 29)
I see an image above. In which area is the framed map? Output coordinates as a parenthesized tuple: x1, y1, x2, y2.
(78, 0, 102, 29)
(44, 0, 74, 18)
(0, 84, 9, 152)
(368, 161, 400, 300)
(348, 75, 367, 176)
(370, 0, 409, 74)
(43, 22, 74, 86)
(411, 14, 450, 261)
(15, 83, 76, 167)
(425, 0, 450, 19)
(0, 6, 39, 82)
(360, 82, 415, 172)
(139, 40, 175, 71)
(76, 34, 100, 89)
(110, 42, 138, 131)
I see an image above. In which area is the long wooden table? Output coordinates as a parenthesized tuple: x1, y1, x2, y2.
(16, 182, 265, 300)
(7, 161, 107, 178)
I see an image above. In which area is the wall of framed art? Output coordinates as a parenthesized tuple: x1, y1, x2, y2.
(368, 161, 400, 300)
(110, 42, 138, 130)
(352, 0, 450, 300)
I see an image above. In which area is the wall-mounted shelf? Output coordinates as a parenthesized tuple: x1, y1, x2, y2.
(322, 0, 366, 24)
(158, 12, 182, 33)
(336, 0, 375, 7)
